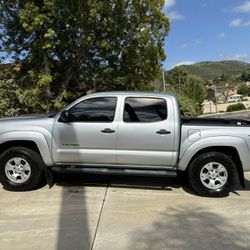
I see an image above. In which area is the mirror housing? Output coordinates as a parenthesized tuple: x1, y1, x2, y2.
(59, 110, 70, 122)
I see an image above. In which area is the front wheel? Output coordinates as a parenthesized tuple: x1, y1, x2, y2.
(0, 147, 44, 191)
(187, 152, 238, 197)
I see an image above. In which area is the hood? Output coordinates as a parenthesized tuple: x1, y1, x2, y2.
(0, 112, 57, 122)
(0, 112, 58, 135)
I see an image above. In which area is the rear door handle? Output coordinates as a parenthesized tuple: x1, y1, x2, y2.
(156, 129, 171, 135)
(101, 128, 115, 134)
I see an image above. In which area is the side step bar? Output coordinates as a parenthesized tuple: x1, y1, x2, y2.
(51, 166, 177, 178)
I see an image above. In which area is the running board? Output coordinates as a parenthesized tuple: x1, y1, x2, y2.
(51, 166, 177, 178)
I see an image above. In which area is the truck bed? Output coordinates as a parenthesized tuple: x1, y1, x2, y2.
(182, 117, 250, 127)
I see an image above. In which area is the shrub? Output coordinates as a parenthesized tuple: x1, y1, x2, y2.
(226, 103, 246, 112)
(174, 93, 199, 117)
(0, 79, 20, 117)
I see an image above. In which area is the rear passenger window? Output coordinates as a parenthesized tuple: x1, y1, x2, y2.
(124, 97, 167, 122)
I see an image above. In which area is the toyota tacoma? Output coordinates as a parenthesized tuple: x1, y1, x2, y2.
(0, 92, 250, 197)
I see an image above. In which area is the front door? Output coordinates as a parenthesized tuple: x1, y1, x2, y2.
(52, 96, 118, 165)
(116, 96, 175, 166)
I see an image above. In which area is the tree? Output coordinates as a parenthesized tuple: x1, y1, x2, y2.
(166, 67, 189, 91)
(182, 74, 206, 113)
(166, 68, 205, 114)
(241, 71, 250, 82)
(220, 72, 229, 82)
(0, 79, 21, 116)
(174, 92, 198, 117)
(0, 0, 170, 113)
(237, 84, 249, 96)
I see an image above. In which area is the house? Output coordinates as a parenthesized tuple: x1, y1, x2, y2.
(227, 94, 243, 103)
(207, 86, 237, 103)
(245, 81, 250, 87)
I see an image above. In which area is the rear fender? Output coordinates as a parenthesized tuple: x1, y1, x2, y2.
(178, 136, 250, 171)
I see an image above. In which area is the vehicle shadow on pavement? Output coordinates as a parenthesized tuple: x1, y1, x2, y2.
(53, 173, 250, 196)
(129, 206, 250, 250)
(54, 173, 184, 192)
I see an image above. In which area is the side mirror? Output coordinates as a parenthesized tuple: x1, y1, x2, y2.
(59, 110, 70, 122)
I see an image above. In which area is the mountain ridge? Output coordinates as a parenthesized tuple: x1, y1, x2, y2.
(168, 60, 250, 81)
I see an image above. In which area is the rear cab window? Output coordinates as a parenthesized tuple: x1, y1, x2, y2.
(123, 97, 167, 123)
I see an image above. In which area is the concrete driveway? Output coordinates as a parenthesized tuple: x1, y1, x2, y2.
(1, 173, 250, 250)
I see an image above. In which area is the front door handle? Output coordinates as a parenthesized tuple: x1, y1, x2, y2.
(156, 129, 171, 135)
(101, 128, 115, 134)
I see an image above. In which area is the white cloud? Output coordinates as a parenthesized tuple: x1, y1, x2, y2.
(218, 53, 250, 62)
(180, 43, 188, 49)
(229, 18, 250, 27)
(230, 18, 243, 27)
(172, 61, 196, 69)
(230, 53, 249, 61)
(218, 32, 226, 38)
(163, 0, 185, 21)
(233, 1, 250, 13)
(164, 0, 176, 10)
(168, 11, 185, 20)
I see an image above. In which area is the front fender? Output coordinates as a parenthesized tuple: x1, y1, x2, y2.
(0, 131, 53, 166)
(178, 136, 250, 171)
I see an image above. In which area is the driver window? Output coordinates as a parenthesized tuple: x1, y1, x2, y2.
(68, 97, 117, 122)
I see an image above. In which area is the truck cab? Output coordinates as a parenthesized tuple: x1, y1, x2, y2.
(52, 92, 180, 168)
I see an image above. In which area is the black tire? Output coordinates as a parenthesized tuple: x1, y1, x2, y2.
(0, 147, 44, 191)
(187, 152, 238, 197)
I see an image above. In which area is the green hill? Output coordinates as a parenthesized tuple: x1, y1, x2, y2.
(171, 60, 250, 81)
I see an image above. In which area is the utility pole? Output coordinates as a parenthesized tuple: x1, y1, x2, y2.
(178, 68, 181, 93)
(214, 84, 218, 113)
(162, 69, 166, 92)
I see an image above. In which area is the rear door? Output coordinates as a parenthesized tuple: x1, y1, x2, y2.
(116, 96, 175, 166)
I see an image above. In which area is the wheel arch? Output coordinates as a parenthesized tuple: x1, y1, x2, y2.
(178, 136, 250, 188)
(0, 140, 40, 155)
(0, 131, 53, 166)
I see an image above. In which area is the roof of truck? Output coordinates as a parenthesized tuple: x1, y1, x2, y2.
(88, 91, 177, 98)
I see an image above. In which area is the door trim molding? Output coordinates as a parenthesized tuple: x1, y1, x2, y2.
(54, 162, 176, 170)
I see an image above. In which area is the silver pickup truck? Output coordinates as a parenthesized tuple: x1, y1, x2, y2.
(0, 92, 250, 197)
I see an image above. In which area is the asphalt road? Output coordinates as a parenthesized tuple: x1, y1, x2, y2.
(1, 173, 250, 250)
(201, 110, 250, 120)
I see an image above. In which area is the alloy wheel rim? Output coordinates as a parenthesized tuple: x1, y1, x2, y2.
(5, 157, 31, 184)
(200, 162, 228, 190)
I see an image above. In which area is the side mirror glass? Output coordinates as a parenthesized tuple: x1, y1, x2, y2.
(59, 110, 70, 122)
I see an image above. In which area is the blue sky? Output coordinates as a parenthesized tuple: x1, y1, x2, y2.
(163, 0, 250, 69)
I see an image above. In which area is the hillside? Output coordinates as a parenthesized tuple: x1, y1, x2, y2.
(171, 60, 250, 81)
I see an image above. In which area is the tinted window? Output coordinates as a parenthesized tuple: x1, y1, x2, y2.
(69, 97, 117, 122)
(124, 97, 167, 122)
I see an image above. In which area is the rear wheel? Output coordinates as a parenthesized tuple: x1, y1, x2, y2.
(187, 152, 238, 197)
(0, 147, 44, 191)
